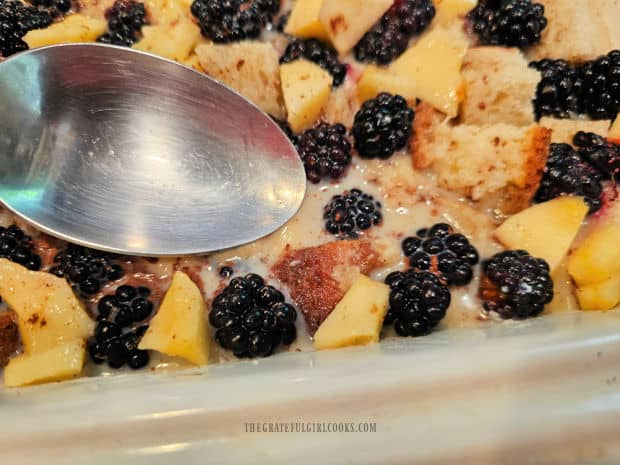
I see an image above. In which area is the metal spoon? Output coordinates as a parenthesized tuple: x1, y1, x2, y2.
(0, 43, 306, 256)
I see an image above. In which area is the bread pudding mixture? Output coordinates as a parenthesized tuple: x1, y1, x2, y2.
(0, 0, 619, 385)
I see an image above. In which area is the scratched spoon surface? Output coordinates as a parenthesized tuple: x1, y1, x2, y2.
(0, 43, 306, 256)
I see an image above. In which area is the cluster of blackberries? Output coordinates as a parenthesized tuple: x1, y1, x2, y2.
(0, 224, 42, 271)
(30, 0, 71, 18)
(0, 0, 54, 57)
(573, 131, 620, 182)
(531, 51, 620, 120)
(352, 93, 415, 159)
(209, 274, 297, 358)
(88, 321, 150, 369)
(296, 121, 352, 183)
(468, 0, 547, 48)
(191, 0, 280, 43)
(402, 223, 479, 286)
(97, 0, 148, 47)
(87, 285, 154, 369)
(354, 0, 435, 65)
(323, 189, 383, 238)
(480, 250, 553, 319)
(97, 284, 154, 326)
(50, 244, 124, 297)
(384, 270, 451, 337)
(534, 142, 605, 214)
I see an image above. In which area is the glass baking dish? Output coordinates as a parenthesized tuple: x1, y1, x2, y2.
(1, 310, 619, 465)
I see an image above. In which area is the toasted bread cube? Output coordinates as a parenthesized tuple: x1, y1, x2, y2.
(196, 41, 286, 119)
(539, 118, 611, 144)
(461, 47, 538, 126)
(272, 240, 386, 334)
(528, 0, 615, 62)
(412, 103, 551, 214)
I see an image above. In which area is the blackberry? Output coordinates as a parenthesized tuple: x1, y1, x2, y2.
(219, 266, 234, 278)
(577, 51, 620, 120)
(479, 250, 553, 319)
(0, 225, 42, 271)
(88, 322, 149, 369)
(273, 9, 288, 32)
(531, 51, 620, 120)
(30, 0, 72, 14)
(23, 7, 55, 29)
(96, 285, 154, 326)
(384, 270, 451, 337)
(210, 273, 297, 358)
(352, 93, 414, 159)
(534, 143, 604, 213)
(354, 0, 435, 65)
(280, 38, 347, 86)
(323, 189, 383, 238)
(402, 223, 479, 286)
(50, 244, 125, 297)
(0, 0, 53, 57)
(530, 59, 581, 119)
(296, 121, 352, 183)
(191, 0, 280, 43)
(468, 0, 547, 48)
(573, 131, 608, 148)
(97, 0, 147, 47)
(573, 131, 620, 181)
(28, 0, 72, 22)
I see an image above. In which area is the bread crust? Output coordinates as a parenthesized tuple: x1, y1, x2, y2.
(540, 118, 611, 144)
(497, 126, 551, 214)
(528, 0, 616, 63)
(412, 103, 551, 214)
(461, 46, 538, 126)
(412, 102, 445, 169)
(272, 240, 385, 335)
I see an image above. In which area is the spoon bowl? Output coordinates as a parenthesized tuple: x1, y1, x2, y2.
(0, 43, 306, 256)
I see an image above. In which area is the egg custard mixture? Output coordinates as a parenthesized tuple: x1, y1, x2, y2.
(0, 0, 619, 387)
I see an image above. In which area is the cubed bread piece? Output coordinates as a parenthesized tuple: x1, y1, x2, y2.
(272, 240, 386, 335)
(195, 42, 286, 119)
(324, 84, 360, 129)
(598, 0, 620, 50)
(528, 0, 615, 63)
(540, 118, 611, 144)
(461, 47, 538, 126)
(413, 103, 551, 214)
(0, 311, 19, 367)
